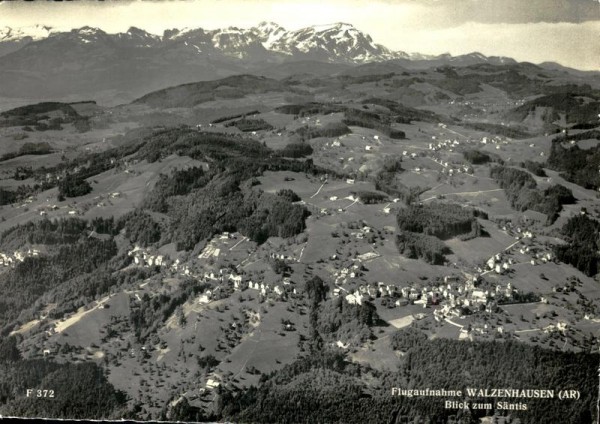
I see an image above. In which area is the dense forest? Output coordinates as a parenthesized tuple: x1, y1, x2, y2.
(224, 118, 273, 132)
(547, 136, 600, 190)
(0, 217, 141, 334)
(521, 160, 547, 177)
(342, 108, 406, 139)
(395, 231, 451, 265)
(554, 214, 600, 276)
(360, 97, 441, 124)
(274, 102, 346, 117)
(216, 331, 598, 424)
(278, 141, 313, 158)
(355, 190, 388, 204)
(394, 203, 485, 264)
(130, 129, 319, 249)
(57, 172, 92, 199)
(397, 203, 485, 240)
(211, 110, 260, 124)
(463, 149, 492, 165)
(508, 93, 600, 127)
(490, 166, 575, 223)
(0, 336, 126, 419)
(0, 236, 118, 334)
(292, 122, 351, 142)
(462, 122, 530, 139)
(0, 142, 54, 162)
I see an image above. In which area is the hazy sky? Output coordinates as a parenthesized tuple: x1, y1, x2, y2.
(1, 0, 599, 70)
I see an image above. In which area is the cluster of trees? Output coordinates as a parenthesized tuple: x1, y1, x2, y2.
(463, 122, 531, 139)
(547, 135, 600, 190)
(395, 231, 451, 265)
(342, 109, 405, 139)
(490, 165, 575, 223)
(57, 172, 92, 199)
(0, 355, 126, 419)
(237, 191, 310, 245)
(397, 202, 485, 240)
(360, 97, 440, 123)
(355, 191, 388, 204)
(118, 210, 162, 246)
(279, 142, 313, 158)
(554, 214, 600, 276)
(389, 327, 428, 351)
(167, 181, 309, 250)
(135, 128, 272, 164)
(0, 142, 53, 162)
(274, 102, 346, 117)
(0, 187, 23, 206)
(224, 118, 273, 132)
(496, 291, 541, 304)
(13, 166, 34, 181)
(143, 166, 210, 213)
(0, 217, 88, 250)
(134, 74, 287, 109)
(129, 279, 210, 342)
(131, 130, 321, 250)
(510, 93, 600, 127)
(293, 122, 351, 142)
(276, 188, 300, 203)
(463, 149, 492, 164)
(0, 102, 80, 128)
(211, 110, 260, 124)
(338, 72, 396, 85)
(521, 160, 547, 177)
(301, 276, 382, 347)
(316, 297, 381, 344)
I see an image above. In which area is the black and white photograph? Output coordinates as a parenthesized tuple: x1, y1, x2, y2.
(0, 0, 599, 422)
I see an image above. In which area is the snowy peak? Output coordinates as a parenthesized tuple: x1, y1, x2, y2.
(249, 21, 406, 62)
(253, 21, 287, 50)
(256, 21, 286, 34)
(0, 22, 514, 66)
(0, 25, 55, 41)
(65, 26, 107, 44)
(116, 27, 162, 47)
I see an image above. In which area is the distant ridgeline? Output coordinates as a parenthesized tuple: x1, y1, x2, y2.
(395, 203, 487, 265)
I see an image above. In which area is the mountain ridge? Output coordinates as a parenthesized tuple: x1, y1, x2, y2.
(0, 22, 594, 105)
(0, 22, 518, 65)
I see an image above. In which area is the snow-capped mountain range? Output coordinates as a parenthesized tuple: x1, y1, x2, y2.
(0, 24, 57, 42)
(0, 22, 518, 104)
(0, 22, 482, 64)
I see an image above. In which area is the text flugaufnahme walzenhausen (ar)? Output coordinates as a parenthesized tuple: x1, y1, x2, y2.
(391, 387, 582, 412)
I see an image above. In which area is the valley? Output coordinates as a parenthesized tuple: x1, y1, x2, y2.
(0, 35, 599, 423)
